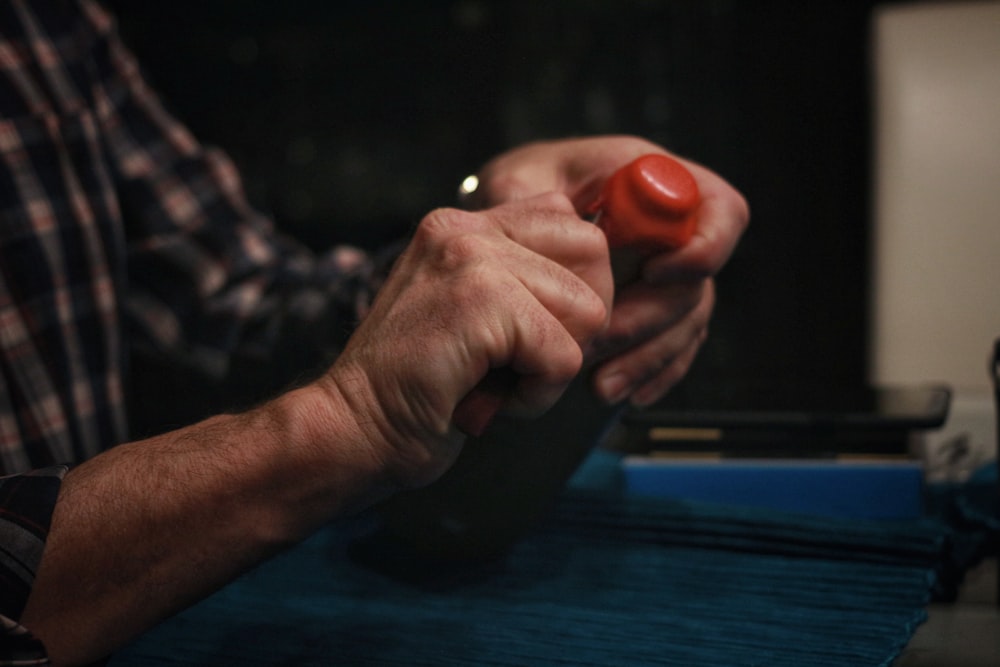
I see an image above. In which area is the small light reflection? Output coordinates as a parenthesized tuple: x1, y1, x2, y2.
(458, 174, 479, 197)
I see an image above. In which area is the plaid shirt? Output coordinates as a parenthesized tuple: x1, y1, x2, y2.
(0, 0, 394, 659)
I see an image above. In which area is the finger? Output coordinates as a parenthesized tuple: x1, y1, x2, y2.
(591, 281, 714, 404)
(629, 326, 708, 407)
(452, 368, 517, 437)
(451, 249, 609, 437)
(503, 249, 611, 349)
(471, 136, 662, 212)
(493, 194, 610, 267)
(409, 198, 611, 336)
(454, 293, 587, 434)
(585, 279, 705, 363)
(486, 195, 614, 341)
(642, 161, 750, 282)
(504, 320, 585, 419)
(441, 199, 613, 432)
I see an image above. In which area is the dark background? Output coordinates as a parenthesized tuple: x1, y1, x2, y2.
(107, 0, 892, 418)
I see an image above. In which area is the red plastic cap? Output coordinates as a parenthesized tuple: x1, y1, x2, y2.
(596, 154, 700, 251)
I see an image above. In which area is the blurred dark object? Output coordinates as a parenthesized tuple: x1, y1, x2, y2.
(363, 375, 622, 563)
(616, 382, 952, 457)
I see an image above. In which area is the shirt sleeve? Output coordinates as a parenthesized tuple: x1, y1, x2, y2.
(0, 466, 66, 665)
(83, 1, 403, 382)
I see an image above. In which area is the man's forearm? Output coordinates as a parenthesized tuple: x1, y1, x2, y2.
(20, 383, 388, 667)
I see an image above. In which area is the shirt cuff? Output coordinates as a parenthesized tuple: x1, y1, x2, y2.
(0, 466, 68, 622)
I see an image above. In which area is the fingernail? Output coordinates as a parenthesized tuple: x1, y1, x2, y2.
(596, 371, 630, 405)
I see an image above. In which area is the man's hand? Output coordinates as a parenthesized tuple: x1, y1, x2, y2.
(466, 135, 749, 406)
(320, 193, 613, 490)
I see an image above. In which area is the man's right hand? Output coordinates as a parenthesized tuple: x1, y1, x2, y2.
(21, 193, 613, 666)
(317, 193, 614, 491)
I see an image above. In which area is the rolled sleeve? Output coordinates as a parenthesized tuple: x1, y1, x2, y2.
(0, 466, 67, 664)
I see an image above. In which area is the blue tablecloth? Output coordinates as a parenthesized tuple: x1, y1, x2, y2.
(109, 453, 997, 666)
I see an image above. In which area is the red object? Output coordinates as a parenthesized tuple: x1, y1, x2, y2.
(453, 153, 700, 436)
(593, 153, 699, 251)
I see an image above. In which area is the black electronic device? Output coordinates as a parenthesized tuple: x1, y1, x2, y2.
(615, 383, 952, 457)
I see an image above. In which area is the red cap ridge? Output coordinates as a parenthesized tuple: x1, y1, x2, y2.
(596, 154, 700, 251)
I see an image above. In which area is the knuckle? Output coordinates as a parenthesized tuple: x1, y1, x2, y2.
(676, 278, 713, 316)
(734, 192, 751, 230)
(479, 171, 531, 205)
(549, 339, 584, 384)
(414, 208, 492, 274)
(442, 266, 495, 320)
(579, 288, 610, 334)
(529, 315, 583, 380)
(531, 190, 576, 214)
(692, 281, 715, 320)
(414, 207, 478, 246)
(418, 206, 468, 233)
(580, 219, 611, 255)
(553, 269, 608, 338)
(436, 234, 488, 274)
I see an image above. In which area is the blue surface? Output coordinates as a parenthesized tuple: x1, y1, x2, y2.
(109, 451, 961, 667)
(621, 456, 925, 519)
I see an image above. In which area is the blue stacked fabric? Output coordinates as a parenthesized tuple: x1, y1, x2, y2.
(110, 454, 997, 667)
